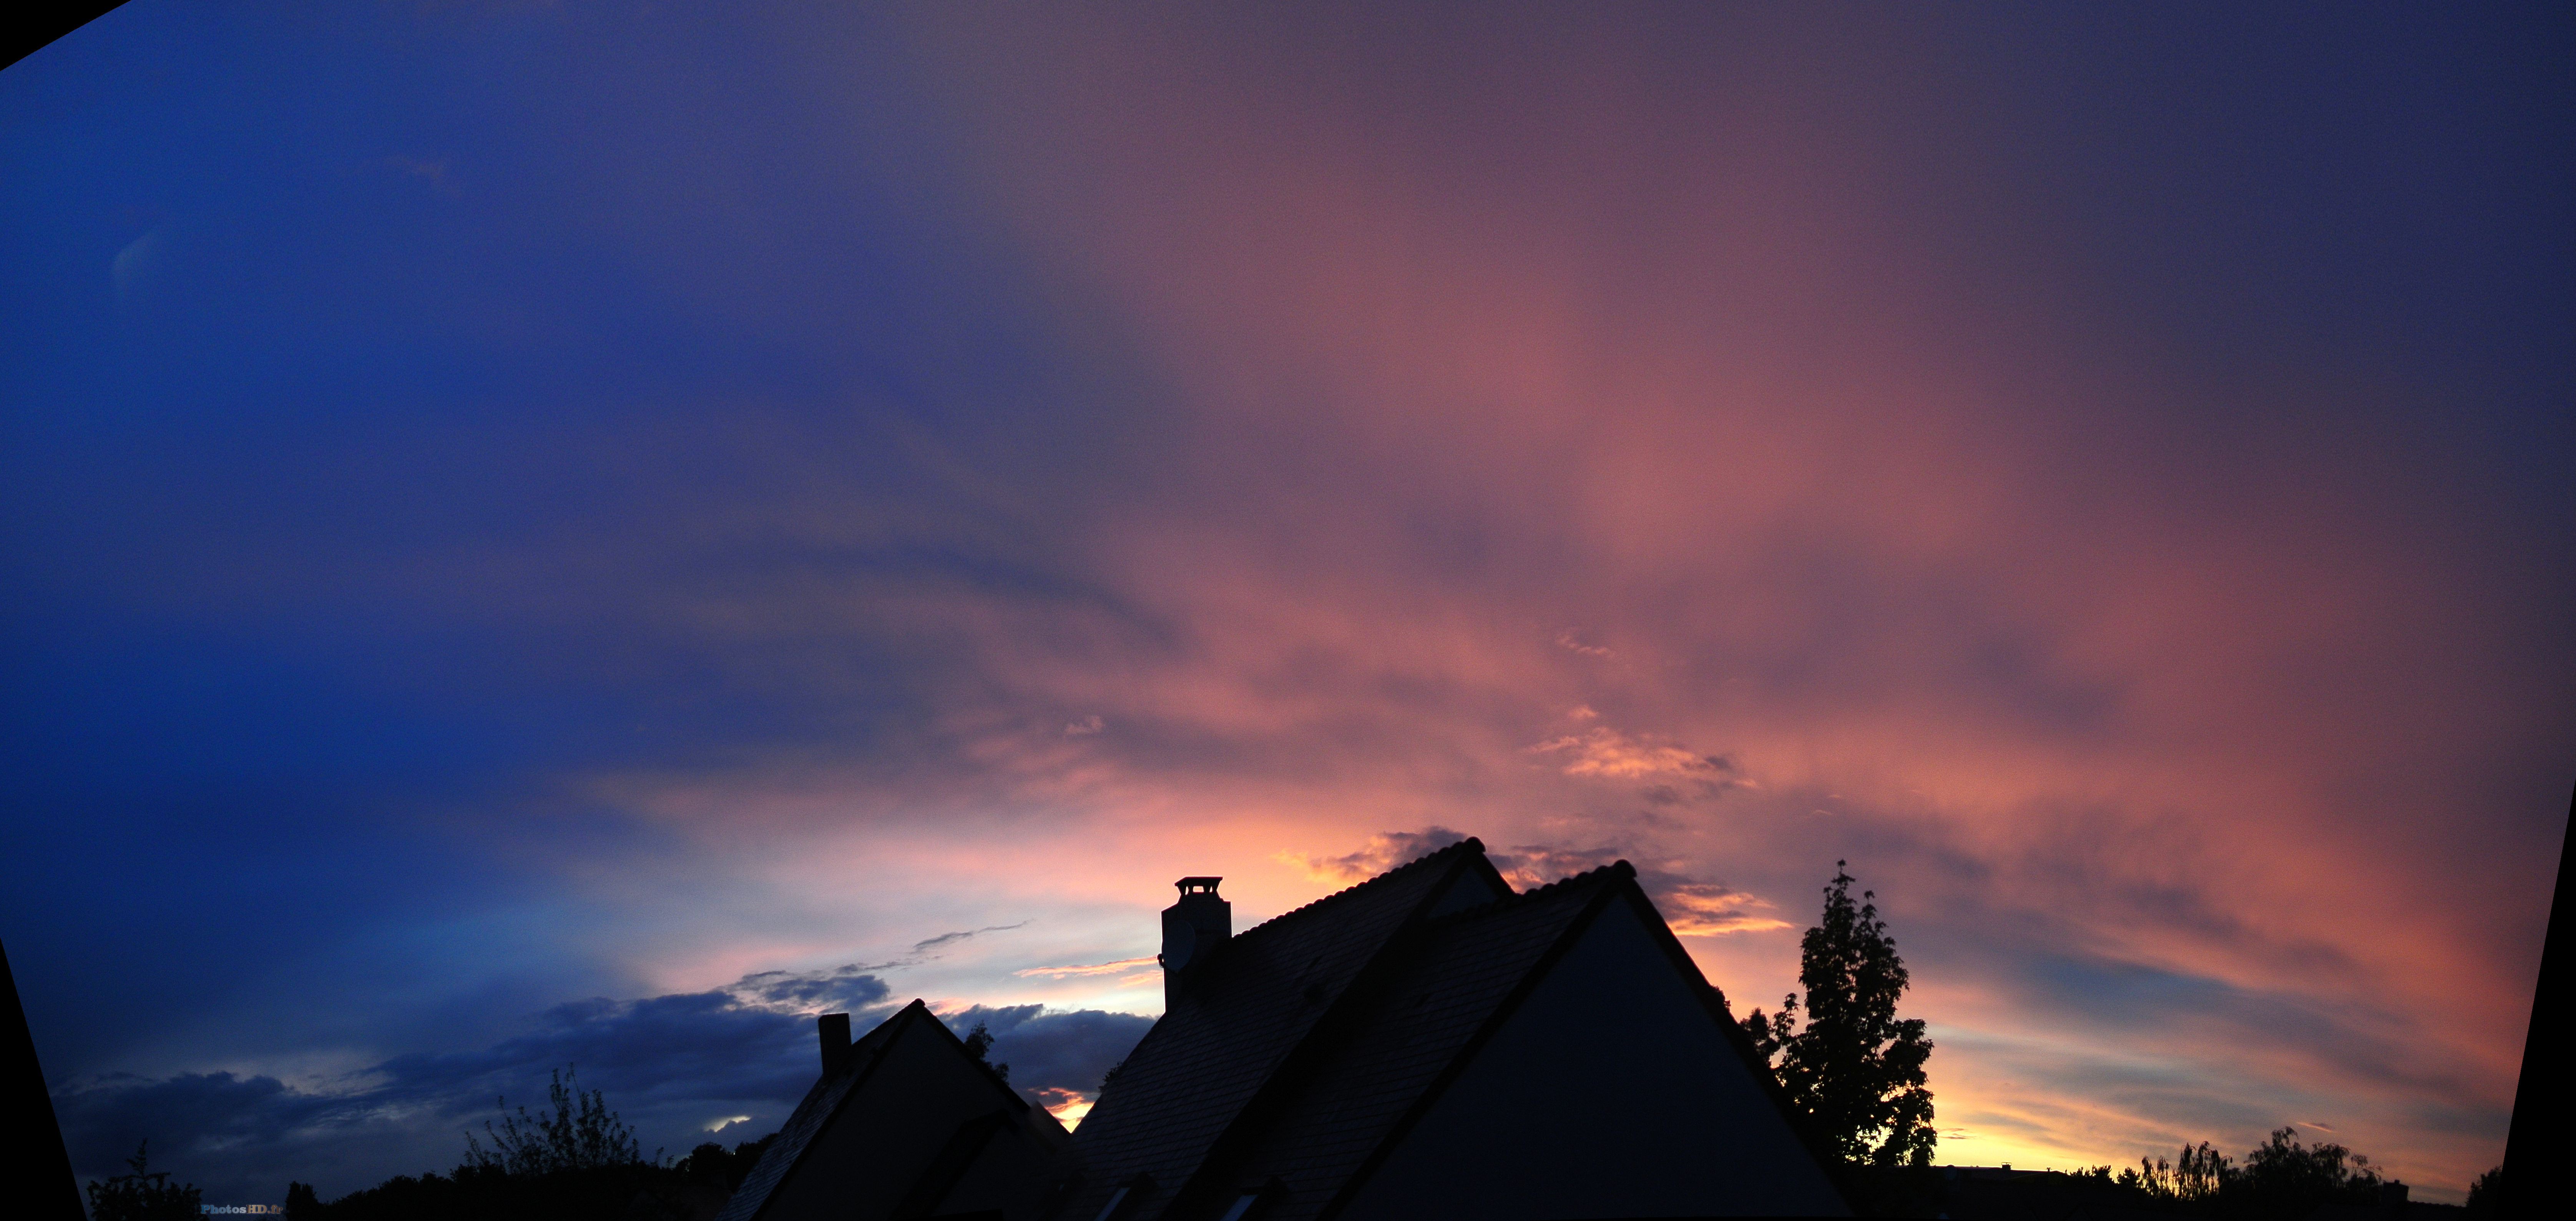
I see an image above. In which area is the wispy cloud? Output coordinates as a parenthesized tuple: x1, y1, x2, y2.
(1013, 957, 1159, 979)
(1525, 728, 1751, 790)
(1554, 630, 1613, 659)
(1654, 883, 1793, 936)
(850, 923, 1032, 973)
(376, 154, 459, 197)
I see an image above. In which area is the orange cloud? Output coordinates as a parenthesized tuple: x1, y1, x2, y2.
(1013, 957, 1160, 979)
(1035, 1088, 1093, 1128)
(1526, 727, 1745, 784)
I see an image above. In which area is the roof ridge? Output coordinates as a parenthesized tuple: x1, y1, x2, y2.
(1523, 857, 1635, 897)
(1235, 836, 1488, 939)
(1419, 857, 1636, 928)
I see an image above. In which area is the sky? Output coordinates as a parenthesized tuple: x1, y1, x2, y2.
(2, 0, 2568, 1208)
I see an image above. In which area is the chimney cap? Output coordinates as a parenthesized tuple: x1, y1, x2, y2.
(1175, 877, 1223, 895)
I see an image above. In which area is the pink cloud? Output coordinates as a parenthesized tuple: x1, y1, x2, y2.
(455, 6, 2559, 1195)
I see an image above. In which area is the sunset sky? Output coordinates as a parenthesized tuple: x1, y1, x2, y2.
(3, 2, 2568, 1207)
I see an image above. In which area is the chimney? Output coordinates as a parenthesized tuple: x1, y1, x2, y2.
(1160, 877, 1231, 1007)
(818, 1012, 852, 1078)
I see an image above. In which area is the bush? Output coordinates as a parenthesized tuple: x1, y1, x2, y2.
(462, 1066, 645, 1175)
(85, 1141, 201, 1221)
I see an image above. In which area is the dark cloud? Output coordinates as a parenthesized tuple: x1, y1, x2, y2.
(49, 961, 1149, 1206)
(1286, 826, 1474, 882)
(727, 965, 895, 1012)
(945, 1004, 1154, 1103)
(52, 967, 898, 1205)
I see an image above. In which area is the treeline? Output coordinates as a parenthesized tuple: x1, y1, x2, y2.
(2109, 1126, 2391, 1213)
(289, 1138, 772, 1221)
(295, 1068, 776, 1221)
(1836, 1127, 2501, 1219)
(83, 1067, 779, 1221)
(2085, 1128, 2503, 1218)
(285, 1022, 1033, 1221)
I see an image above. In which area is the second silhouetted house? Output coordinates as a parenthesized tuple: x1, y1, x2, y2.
(714, 999, 1071, 1221)
(1050, 837, 1849, 1219)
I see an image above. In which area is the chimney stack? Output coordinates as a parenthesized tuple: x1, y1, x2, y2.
(818, 1012, 852, 1079)
(1161, 877, 1231, 1007)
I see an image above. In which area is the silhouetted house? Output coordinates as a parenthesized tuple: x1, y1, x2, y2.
(715, 999, 1071, 1221)
(1052, 837, 1849, 1219)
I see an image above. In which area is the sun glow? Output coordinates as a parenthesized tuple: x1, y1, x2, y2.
(1036, 1088, 1093, 1129)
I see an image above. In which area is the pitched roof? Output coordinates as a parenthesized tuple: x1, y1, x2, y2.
(716, 1002, 923, 1221)
(716, 1004, 896, 1221)
(1059, 839, 1506, 1216)
(1057, 840, 1842, 1221)
(716, 998, 1039, 1221)
(1166, 864, 1630, 1221)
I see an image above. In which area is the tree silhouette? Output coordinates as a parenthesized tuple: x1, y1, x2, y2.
(85, 1140, 201, 1221)
(2122, 1140, 2234, 1203)
(962, 1020, 1010, 1083)
(461, 1065, 647, 1174)
(2467, 1164, 2503, 1214)
(2117, 1127, 2391, 1216)
(288, 1070, 755, 1220)
(1741, 861, 1937, 1167)
(2234, 1125, 2383, 1213)
(673, 1134, 777, 1194)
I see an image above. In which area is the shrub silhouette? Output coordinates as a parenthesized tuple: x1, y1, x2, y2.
(462, 1065, 646, 1174)
(85, 1141, 201, 1221)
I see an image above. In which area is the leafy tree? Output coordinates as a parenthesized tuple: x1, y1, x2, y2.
(2125, 1140, 2234, 1203)
(85, 1140, 202, 1221)
(962, 1020, 1010, 1083)
(2121, 1128, 2390, 1217)
(673, 1133, 777, 1194)
(1741, 861, 1937, 1167)
(462, 1065, 647, 1175)
(2466, 1164, 2503, 1214)
(2233, 1126, 2382, 1215)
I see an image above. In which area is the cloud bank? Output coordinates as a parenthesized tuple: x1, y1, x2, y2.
(50, 965, 1144, 1204)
